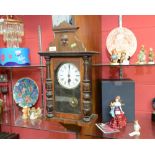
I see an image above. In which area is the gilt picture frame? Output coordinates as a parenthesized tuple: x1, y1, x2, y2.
(52, 15, 74, 29)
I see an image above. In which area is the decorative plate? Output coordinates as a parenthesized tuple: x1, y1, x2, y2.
(13, 78, 39, 108)
(106, 27, 137, 57)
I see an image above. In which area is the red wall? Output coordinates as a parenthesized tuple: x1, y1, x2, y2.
(1, 15, 155, 137)
(101, 15, 155, 114)
(0, 15, 53, 101)
(0, 15, 53, 62)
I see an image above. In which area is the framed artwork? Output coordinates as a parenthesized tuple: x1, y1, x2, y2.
(52, 15, 74, 28)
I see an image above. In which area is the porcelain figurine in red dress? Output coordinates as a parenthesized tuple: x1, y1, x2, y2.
(109, 96, 127, 129)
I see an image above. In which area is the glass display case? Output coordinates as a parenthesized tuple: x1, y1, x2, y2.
(0, 62, 99, 138)
(0, 65, 45, 125)
(0, 65, 77, 138)
(1, 62, 154, 138)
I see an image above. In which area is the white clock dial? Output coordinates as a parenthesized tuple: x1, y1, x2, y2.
(57, 63, 80, 89)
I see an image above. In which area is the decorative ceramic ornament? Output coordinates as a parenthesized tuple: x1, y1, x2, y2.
(136, 45, 147, 64)
(13, 78, 39, 108)
(148, 48, 155, 64)
(129, 120, 141, 136)
(109, 96, 127, 129)
(22, 106, 30, 119)
(106, 27, 137, 60)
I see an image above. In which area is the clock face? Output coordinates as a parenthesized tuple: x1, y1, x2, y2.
(57, 63, 80, 89)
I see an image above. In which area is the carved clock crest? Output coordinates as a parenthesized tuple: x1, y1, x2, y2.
(48, 21, 86, 52)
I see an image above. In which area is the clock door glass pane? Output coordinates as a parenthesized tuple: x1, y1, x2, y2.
(54, 63, 81, 114)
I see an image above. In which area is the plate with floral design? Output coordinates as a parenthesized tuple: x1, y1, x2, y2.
(13, 78, 39, 108)
(106, 27, 137, 57)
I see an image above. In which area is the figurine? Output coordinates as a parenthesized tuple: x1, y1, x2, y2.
(119, 51, 130, 65)
(134, 120, 141, 135)
(109, 96, 127, 129)
(148, 48, 154, 64)
(36, 107, 42, 118)
(137, 45, 146, 64)
(129, 120, 141, 136)
(110, 49, 119, 65)
(29, 107, 38, 120)
(29, 107, 42, 120)
(22, 106, 30, 119)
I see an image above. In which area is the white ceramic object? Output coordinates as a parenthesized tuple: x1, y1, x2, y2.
(106, 27, 137, 58)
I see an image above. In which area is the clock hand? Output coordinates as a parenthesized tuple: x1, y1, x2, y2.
(68, 78, 71, 85)
(68, 64, 70, 73)
(68, 64, 71, 84)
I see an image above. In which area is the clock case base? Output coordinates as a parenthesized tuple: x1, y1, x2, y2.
(46, 114, 98, 137)
(47, 114, 98, 126)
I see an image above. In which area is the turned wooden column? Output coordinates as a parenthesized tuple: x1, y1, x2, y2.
(45, 56, 54, 118)
(82, 55, 92, 122)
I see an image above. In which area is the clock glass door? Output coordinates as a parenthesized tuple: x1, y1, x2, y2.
(54, 61, 81, 114)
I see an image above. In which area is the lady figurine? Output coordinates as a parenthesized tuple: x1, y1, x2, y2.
(109, 96, 127, 129)
(137, 45, 146, 64)
(148, 48, 154, 64)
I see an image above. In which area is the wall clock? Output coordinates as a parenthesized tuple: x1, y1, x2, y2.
(39, 52, 98, 122)
(39, 20, 98, 123)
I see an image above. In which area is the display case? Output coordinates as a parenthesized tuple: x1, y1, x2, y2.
(0, 65, 77, 138)
(0, 65, 45, 125)
(92, 63, 155, 120)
